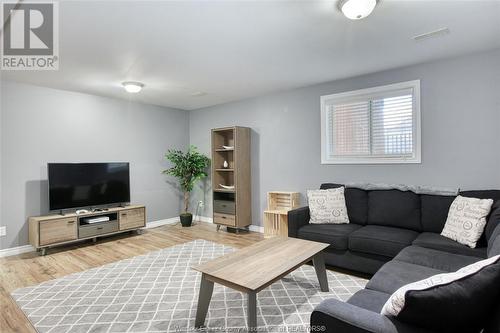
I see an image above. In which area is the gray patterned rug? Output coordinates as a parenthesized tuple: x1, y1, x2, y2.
(11, 239, 367, 333)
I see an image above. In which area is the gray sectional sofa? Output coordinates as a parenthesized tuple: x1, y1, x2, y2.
(288, 183, 500, 333)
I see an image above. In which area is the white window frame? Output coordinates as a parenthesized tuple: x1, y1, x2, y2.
(320, 80, 421, 165)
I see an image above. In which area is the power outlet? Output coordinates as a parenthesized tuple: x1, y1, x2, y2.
(0, 226, 6, 237)
(198, 201, 204, 208)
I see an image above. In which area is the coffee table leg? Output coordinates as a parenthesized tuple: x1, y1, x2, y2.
(313, 252, 329, 292)
(247, 292, 257, 332)
(195, 273, 214, 328)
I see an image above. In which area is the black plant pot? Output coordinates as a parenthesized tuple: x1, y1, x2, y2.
(180, 213, 193, 227)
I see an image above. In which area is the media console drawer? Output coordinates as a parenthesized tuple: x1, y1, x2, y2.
(79, 221, 119, 238)
(119, 207, 146, 230)
(39, 218, 78, 246)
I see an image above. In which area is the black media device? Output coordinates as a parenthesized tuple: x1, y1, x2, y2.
(48, 162, 130, 211)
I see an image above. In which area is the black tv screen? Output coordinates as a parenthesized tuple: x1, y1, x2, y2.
(48, 163, 130, 211)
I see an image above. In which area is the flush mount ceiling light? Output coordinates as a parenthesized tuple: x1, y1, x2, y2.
(338, 0, 378, 20)
(122, 81, 144, 93)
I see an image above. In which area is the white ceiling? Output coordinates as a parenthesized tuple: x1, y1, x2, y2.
(2, 0, 500, 110)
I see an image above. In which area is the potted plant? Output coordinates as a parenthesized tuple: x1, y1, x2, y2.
(162, 145, 210, 227)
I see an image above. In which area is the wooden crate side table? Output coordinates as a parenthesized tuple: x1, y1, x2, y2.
(263, 192, 299, 238)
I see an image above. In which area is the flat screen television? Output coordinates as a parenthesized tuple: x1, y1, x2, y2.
(48, 163, 130, 211)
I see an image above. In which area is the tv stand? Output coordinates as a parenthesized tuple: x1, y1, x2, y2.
(29, 205, 146, 256)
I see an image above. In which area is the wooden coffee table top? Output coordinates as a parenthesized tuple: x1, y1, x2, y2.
(191, 237, 329, 293)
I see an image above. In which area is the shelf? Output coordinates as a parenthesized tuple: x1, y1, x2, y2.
(215, 168, 234, 172)
(215, 148, 234, 152)
(214, 189, 235, 193)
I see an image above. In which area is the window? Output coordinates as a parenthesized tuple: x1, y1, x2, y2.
(320, 80, 421, 164)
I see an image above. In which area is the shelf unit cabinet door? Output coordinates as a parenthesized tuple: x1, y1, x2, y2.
(214, 213, 236, 226)
(119, 208, 145, 230)
(39, 218, 77, 246)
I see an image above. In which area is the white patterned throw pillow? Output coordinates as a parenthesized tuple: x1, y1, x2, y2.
(307, 187, 349, 224)
(440, 195, 494, 248)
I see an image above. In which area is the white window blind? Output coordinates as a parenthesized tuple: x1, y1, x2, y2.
(321, 80, 421, 164)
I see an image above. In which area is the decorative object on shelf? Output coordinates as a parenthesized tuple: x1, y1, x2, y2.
(212, 126, 251, 232)
(264, 192, 300, 238)
(163, 145, 210, 227)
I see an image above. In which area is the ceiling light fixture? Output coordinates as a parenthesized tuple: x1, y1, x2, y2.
(338, 0, 378, 20)
(122, 81, 144, 93)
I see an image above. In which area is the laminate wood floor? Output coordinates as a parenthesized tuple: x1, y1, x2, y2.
(0, 222, 264, 333)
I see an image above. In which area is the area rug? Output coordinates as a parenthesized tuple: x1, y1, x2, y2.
(11, 239, 367, 333)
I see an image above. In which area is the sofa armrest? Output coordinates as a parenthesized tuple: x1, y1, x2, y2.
(311, 299, 436, 333)
(288, 206, 310, 238)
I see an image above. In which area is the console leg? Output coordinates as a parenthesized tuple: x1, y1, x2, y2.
(236, 228, 240, 234)
(92, 237, 97, 243)
(136, 229, 143, 235)
(41, 248, 47, 256)
(216, 225, 221, 232)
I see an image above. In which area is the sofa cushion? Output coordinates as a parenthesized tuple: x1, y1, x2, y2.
(420, 194, 455, 233)
(394, 245, 480, 272)
(485, 200, 500, 242)
(460, 190, 500, 201)
(297, 224, 361, 251)
(348, 226, 419, 258)
(367, 190, 421, 231)
(412, 232, 487, 258)
(347, 289, 391, 313)
(381, 255, 500, 333)
(488, 225, 500, 257)
(320, 183, 368, 225)
(462, 190, 500, 247)
(366, 261, 445, 294)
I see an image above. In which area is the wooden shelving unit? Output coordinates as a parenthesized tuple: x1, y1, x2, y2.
(264, 192, 300, 238)
(211, 126, 251, 232)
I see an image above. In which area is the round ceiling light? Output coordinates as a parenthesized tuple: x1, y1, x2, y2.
(122, 81, 144, 93)
(339, 0, 377, 20)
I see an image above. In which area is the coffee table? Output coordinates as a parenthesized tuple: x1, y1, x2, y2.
(191, 237, 330, 331)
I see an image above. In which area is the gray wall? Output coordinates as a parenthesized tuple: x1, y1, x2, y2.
(0, 81, 189, 249)
(1, 49, 499, 249)
(189, 49, 500, 226)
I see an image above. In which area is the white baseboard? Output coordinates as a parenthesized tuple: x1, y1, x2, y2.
(144, 217, 179, 229)
(0, 244, 35, 258)
(0, 216, 265, 258)
(249, 225, 265, 233)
